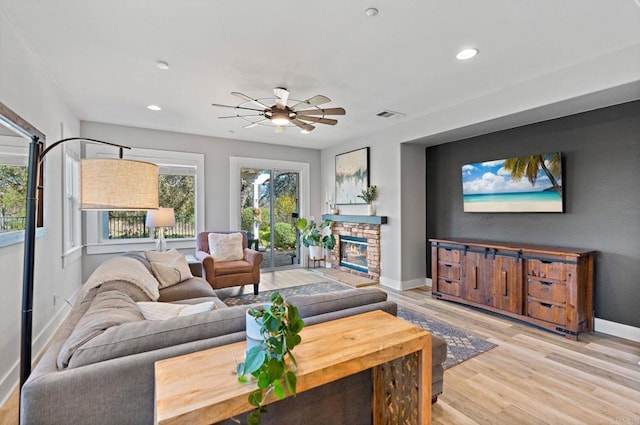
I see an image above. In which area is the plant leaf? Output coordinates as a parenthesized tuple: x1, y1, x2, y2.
(247, 409, 261, 425)
(285, 371, 297, 396)
(248, 390, 263, 407)
(273, 378, 285, 399)
(243, 347, 266, 375)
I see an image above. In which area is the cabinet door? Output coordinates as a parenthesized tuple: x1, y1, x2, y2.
(461, 251, 485, 304)
(489, 255, 521, 313)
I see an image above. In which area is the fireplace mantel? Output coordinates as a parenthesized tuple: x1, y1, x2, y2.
(321, 214, 388, 225)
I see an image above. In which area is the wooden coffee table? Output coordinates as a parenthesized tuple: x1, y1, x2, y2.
(155, 310, 432, 425)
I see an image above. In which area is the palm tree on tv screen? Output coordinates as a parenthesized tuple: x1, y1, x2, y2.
(503, 153, 562, 196)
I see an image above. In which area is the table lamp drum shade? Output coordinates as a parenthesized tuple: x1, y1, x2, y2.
(146, 208, 176, 228)
(80, 159, 159, 210)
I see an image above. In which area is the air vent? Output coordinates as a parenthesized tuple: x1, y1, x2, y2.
(376, 110, 406, 119)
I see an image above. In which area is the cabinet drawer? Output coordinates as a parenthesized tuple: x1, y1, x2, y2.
(437, 278, 461, 297)
(437, 262, 461, 280)
(437, 247, 461, 263)
(526, 259, 565, 281)
(527, 279, 566, 304)
(527, 300, 566, 325)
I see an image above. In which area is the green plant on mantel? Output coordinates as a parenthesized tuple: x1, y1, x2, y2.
(236, 292, 304, 425)
(357, 185, 378, 204)
(294, 217, 336, 250)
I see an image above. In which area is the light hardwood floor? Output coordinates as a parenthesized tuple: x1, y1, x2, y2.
(2, 269, 639, 424)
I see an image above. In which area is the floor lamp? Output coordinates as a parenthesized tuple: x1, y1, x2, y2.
(146, 207, 176, 252)
(20, 136, 159, 389)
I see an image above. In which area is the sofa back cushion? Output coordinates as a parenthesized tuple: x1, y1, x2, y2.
(67, 305, 249, 368)
(287, 287, 388, 318)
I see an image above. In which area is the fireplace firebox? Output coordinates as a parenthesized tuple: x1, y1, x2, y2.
(340, 236, 368, 273)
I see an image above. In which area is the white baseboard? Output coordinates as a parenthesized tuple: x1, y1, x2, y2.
(594, 317, 640, 343)
(379, 277, 430, 291)
(0, 289, 77, 409)
(425, 277, 432, 288)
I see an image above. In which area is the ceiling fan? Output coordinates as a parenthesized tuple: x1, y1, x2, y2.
(212, 87, 346, 133)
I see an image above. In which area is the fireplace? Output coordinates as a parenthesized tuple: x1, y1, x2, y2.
(340, 236, 368, 273)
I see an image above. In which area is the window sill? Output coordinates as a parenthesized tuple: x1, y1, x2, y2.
(62, 246, 83, 268)
(0, 227, 46, 249)
(86, 238, 196, 255)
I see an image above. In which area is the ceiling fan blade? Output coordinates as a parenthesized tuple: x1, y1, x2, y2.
(273, 87, 290, 110)
(231, 92, 271, 110)
(244, 118, 268, 129)
(296, 115, 338, 125)
(218, 114, 264, 119)
(291, 95, 331, 110)
(294, 107, 346, 116)
(291, 119, 315, 132)
(211, 103, 265, 113)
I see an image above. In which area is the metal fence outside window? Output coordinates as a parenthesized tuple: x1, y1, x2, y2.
(107, 212, 195, 239)
(0, 215, 27, 232)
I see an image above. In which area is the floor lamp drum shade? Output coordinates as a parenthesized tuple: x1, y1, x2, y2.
(80, 159, 159, 210)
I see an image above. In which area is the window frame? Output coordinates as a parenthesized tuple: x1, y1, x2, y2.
(85, 146, 205, 255)
(61, 144, 82, 266)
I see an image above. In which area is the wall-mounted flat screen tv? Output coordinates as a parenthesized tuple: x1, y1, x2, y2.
(462, 152, 563, 213)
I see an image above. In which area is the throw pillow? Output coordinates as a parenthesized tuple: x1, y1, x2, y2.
(144, 248, 180, 264)
(137, 301, 216, 320)
(149, 254, 193, 288)
(208, 232, 244, 262)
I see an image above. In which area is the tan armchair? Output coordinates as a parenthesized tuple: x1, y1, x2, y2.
(195, 231, 263, 295)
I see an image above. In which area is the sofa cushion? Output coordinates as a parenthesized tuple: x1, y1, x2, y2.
(287, 287, 388, 318)
(145, 249, 193, 288)
(158, 277, 217, 302)
(137, 301, 216, 320)
(57, 289, 145, 369)
(67, 305, 250, 368)
(208, 232, 244, 262)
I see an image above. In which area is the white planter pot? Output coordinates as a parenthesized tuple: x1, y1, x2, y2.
(246, 307, 266, 353)
(368, 203, 376, 216)
(309, 245, 324, 259)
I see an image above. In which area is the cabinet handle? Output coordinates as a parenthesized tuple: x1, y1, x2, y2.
(445, 264, 452, 268)
(540, 302, 553, 308)
(540, 281, 552, 286)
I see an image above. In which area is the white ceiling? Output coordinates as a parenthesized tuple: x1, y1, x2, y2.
(1, 0, 639, 149)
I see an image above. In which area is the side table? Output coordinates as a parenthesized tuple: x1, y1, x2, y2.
(307, 256, 325, 269)
(185, 254, 202, 277)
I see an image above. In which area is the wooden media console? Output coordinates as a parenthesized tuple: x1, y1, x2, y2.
(430, 238, 596, 340)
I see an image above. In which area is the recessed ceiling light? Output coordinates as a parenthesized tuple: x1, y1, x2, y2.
(300, 129, 311, 134)
(147, 105, 162, 111)
(365, 7, 378, 17)
(456, 48, 478, 60)
(156, 61, 169, 70)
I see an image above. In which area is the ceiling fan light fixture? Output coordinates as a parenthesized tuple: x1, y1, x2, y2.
(300, 129, 311, 134)
(270, 111, 290, 126)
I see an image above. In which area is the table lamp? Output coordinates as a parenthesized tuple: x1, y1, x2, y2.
(146, 207, 176, 251)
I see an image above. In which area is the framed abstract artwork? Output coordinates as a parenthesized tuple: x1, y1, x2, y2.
(335, 147, 369, 204)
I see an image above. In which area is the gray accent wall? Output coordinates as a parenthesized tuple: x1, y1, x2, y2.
(426, 100, 640, 328)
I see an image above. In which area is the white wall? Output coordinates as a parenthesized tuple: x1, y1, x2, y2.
(0, 11, 82, 405)
(80, 122, 322, 279)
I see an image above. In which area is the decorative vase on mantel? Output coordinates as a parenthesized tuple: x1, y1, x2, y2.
(367, 203, 376, 216)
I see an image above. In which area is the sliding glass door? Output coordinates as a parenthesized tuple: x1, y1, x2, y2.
(240, 167, 300, 270)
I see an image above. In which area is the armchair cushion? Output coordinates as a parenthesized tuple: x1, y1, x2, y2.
(207, 232, 244, 262)
(214, 259, 254, 276)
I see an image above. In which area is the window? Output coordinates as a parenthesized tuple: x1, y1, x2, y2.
(104, 167, 196, 240)
(85, 146, 204, 254)
(62, 145, 82, 265)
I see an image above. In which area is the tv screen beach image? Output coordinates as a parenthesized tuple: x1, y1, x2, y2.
(462, 152, 563, 213)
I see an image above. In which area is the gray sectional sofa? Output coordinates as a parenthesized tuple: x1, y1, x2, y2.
(21, 252, 445, 425)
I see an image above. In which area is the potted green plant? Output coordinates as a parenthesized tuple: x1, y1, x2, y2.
(294, 217, 336, 259)
(357, 185, 378, 215)
(237, 292, 304, 425)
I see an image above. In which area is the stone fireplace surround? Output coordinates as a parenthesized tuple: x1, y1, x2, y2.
(322, 214, 388, 282)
